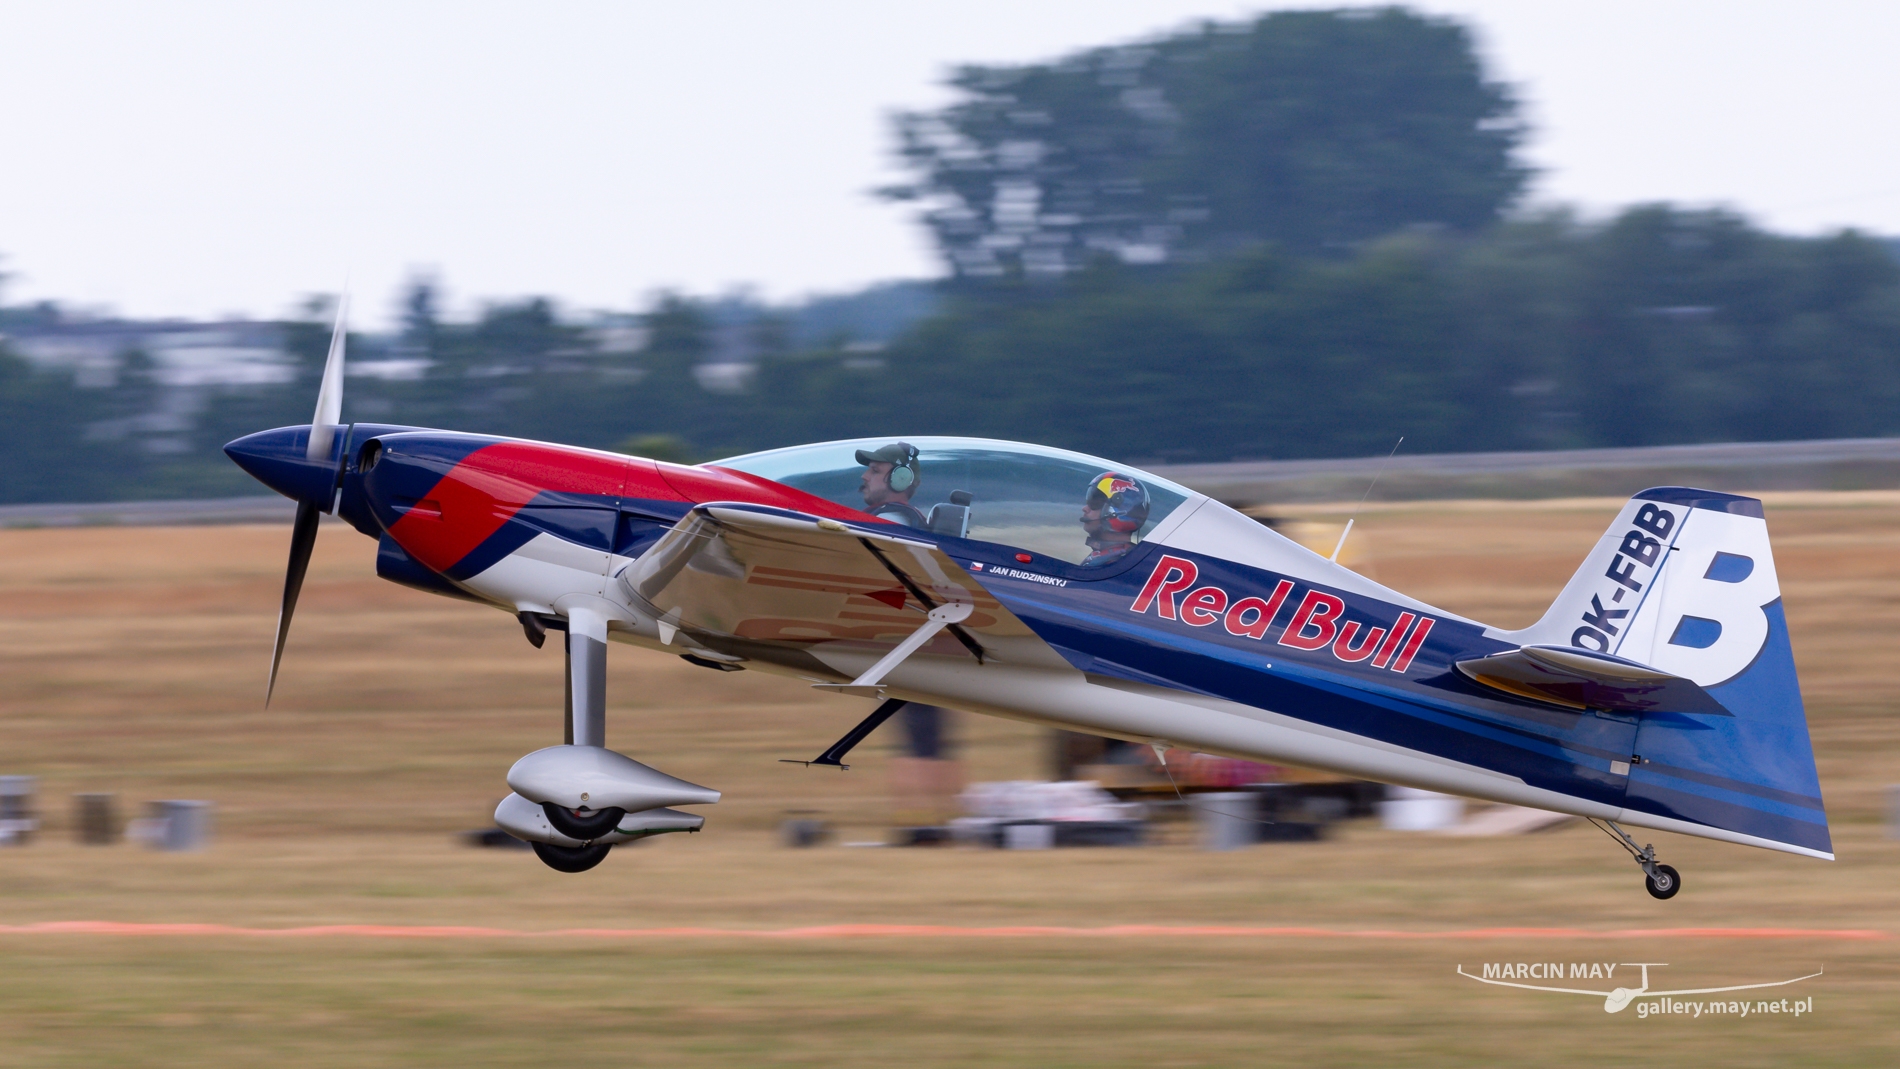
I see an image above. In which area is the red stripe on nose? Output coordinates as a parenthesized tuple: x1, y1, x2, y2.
(387, 443, 636, 574)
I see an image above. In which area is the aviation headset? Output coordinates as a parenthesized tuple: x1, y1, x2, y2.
(887, 443, 920, 493)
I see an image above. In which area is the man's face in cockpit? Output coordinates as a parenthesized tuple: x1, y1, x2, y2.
(860, 462, 900, 508)
(1080, 499, 1107, 536)
(1081, 497, 1133, 544)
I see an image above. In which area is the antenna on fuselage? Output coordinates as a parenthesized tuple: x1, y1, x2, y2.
(1150, 740, 1295, 829)
(1329, 436, 1403, 565)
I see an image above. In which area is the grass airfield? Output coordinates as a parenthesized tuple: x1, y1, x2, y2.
(1, 495, 1897, 1066)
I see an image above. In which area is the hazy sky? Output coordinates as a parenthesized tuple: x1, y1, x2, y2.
(2, 1, 1896, 327)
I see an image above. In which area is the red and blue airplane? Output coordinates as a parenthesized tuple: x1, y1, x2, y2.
(226, 312, 1829, 892)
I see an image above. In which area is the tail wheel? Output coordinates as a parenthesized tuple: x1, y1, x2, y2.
(532, 840, 612, 873)
(1644, 863, 1682, 900)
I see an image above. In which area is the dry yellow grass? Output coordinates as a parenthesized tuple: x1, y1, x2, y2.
(1, 498, 1896, 1066)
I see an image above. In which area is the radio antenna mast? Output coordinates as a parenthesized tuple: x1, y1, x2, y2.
(1330, 436, 1404, 564)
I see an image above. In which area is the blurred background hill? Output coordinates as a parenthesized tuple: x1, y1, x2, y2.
(4, 6, 1899, 502)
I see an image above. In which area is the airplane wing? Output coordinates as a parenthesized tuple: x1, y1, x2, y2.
(1644, 971, 1823, 998)
(616, 502, 1069, 683)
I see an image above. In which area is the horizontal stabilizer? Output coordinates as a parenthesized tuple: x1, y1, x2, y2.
(1456, 644, 1731, 716)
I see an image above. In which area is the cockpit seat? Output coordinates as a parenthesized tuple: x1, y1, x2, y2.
(928, 490, 973, 538)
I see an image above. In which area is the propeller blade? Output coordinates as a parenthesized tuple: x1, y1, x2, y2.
(306, 293, 347, 462)
(270, 290, 347, 704)
(267, 499, 322, 706)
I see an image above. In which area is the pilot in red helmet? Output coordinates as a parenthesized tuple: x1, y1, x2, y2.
(1080, 471, 1150, 566)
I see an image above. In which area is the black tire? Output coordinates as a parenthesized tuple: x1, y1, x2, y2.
(1645, 863, 1682, 900)
(541, 802, 626, 840)
(532, 840, 612, 873)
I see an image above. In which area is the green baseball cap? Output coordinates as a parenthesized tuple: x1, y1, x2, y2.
(854, 442, 917, 466)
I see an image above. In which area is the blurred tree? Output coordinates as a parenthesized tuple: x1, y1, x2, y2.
(825, 207, 1900, 462)
(886, 7, 1526, 276)
(466, 298, 580, 376)
(639, 295, 713, 388)
(398, 275, 441, 360)
(0, 342, 149, 502)
(11, 200, 1900, 503)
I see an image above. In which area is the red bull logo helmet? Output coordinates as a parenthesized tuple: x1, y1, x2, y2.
(1087, 472, 1151, 533)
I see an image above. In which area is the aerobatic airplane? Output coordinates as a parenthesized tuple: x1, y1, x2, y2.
(225, 311, 1830, 893)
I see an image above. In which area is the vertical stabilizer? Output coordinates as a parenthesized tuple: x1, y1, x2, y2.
(1500, 488, 1829, 858)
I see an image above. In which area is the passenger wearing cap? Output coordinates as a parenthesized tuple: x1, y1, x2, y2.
(856, 441, 928, 528)
(850, 442, 959, 826)
(1079, 471, 1150, 566)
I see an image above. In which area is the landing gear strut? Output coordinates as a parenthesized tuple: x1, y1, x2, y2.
(1592, 818, 1682, 899)
(494, 607, 719, 872)
(535, 609, 614, 870)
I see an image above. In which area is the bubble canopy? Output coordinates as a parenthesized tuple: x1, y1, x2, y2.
(711, 437, 1198, 565)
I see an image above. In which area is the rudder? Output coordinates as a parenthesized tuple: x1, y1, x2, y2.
(1500, 488, 1829, 857)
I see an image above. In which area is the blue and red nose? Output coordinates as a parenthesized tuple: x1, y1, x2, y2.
(224, 425, 347, 510)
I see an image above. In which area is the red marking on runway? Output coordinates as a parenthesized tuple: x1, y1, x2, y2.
(0, 922, 1885, 940)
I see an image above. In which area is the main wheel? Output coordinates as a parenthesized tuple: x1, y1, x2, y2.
(542, 802, 626, 840)
(532, 840, 612, 873)
(1644, 863, 1682, 900)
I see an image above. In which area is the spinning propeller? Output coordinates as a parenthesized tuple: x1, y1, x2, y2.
(267, 295, 348, 705)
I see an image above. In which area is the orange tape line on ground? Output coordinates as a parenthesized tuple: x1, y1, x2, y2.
(0, 922, 1885, 940)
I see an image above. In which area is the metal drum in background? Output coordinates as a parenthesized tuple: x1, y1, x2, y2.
(136, 800, 214, 851)
(73, 793, 120, 845)
(0, 776, 38, 846)
(1192, 791, 1260, 851)
(1379, 786, 1465, 831)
